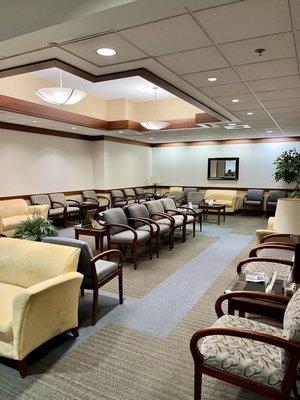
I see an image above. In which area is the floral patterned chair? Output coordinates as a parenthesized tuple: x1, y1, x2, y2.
(190, 289, 300, 400)
(236, 257, 293, 281)
(81, 190, 110, 211)
(133, 188, 155, 202)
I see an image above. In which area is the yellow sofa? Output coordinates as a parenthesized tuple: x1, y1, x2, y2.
(0, 199, 49, 237)
(0, 237, 82, 377)
(205, 189, 239, 213)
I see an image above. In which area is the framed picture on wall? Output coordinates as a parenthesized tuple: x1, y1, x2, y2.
(208, 157, 239, 180)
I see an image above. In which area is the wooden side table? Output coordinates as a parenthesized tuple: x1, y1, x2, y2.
(199, 203, 226, 225)
(74, 225, 106, 252)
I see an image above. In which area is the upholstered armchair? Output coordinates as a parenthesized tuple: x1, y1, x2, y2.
(186, 191, 205, 208)
(82, 190, 110, 211)
(49, 193, 81, 225)
(236, 257, 293, 281)
(0, 238, 82, 377)
(266, 190, 287, 216)
(43, 237, 123, 326)
(243, 189, 264, 216)
(126, 203, 173, 256)
(110, 190, 135, 208)
(190, 289, 300, 399)
(102, 208, 152, 269)
(124, 188, 140, 203)
(249, 243, 295, 262)
(0, 199, 49, 237)
(163, 186, 184, 203)
(134, 187, 155, 201)
(160, 197, 196, 240)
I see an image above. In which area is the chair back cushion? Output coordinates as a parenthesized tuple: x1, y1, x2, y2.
(134, 188, 144, 195)
(283, 288, 300, 343)
(111, 190, 124, 199)
(183, 187, 197, 195)
(30, 194, 51, 206)
(128, 204, 150, 227)
(49, 193, 68, 208)
(187, 191, 204, 205)
(102, 208, 128, 233)
(82, 190, 97, 201)
(0, 199, 28, 219)
(268, 190, 287, 202)
(124, 188, 135, 196)
(247, 189, 264, 201)
(0, 237, 80, 288)
(169, 187, 183, 192)
(161, 198, 177, 211)
(145, 200, 165, 220)
(43, 237, 93, 281)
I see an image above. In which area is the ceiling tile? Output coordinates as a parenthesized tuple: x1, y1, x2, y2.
(247, 75, 300, 92)
(219, 32, 295, 66)
(214, 93, 257, 105)
(200, 82, 250, 97)
(290, 0, 300, 30)
(121, 14, 211, 57)
(194, 0, 291, 44)
(262, 98, 300, 108)
(235, 58, 298, 81)
(183, 67, 240, 87)
(256, 88, 300, 101)
(226, 102, 263, 111)
(156, 46, 228, 75)
(62, 33, 145, 66)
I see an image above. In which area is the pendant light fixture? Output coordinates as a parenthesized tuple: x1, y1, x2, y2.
(140, 87, 170, 130)
(35, 70, 87, 105)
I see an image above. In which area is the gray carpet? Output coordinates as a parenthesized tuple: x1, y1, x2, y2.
(1, 215, 287, 399)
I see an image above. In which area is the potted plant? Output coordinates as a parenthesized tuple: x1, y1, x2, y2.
(14, 216, 59, 241)
(274, 148, 300, 197)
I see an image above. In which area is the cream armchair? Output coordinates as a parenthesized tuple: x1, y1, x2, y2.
(205, 189, 239, 213)
(0, 237, 82, 377)
(0, 199, 49, 237)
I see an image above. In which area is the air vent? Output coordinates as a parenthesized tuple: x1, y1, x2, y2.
(224, 124, 251, 130)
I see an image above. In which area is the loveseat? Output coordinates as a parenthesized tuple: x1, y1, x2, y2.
(204, 189, 239, 213)
(0, 237, 82, 377)
(0, 199, 49, 237)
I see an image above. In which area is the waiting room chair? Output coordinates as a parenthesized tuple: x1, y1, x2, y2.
(161, 197, 196, 239)
(102, 208, 152, 270)
(266, 190, 287, 216)
(126, 203, 173, 256)
(163, 186, 184, 203)
(249, 243, 295, 262)
(110, 190, 135, 208)
(134, 187, 156, 201)
(49, 192, 81, 225)
(124, 188, 140, 203)
(237, 257, 293, 281)
(190, 288, 300, 400)
(186, 191, 205, 207)
(43, 237, 123, 326)
(82, 190, 110, 211)
(243, 189, 264, 216)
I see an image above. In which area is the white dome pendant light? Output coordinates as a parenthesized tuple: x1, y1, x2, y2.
(35, 70, 87, 105)
(140, 87, 170, 130)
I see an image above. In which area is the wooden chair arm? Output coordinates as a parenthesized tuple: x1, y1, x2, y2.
(236, 257, 293, 274)
(190, 327, 300, 364)
(137, 217, 160, 233)
(105, 223, 138, 241)
(177, 206, 197, 215)
(127, 218, 154, 234)
(113, 196, 128, 204)
(66, 199, 81, 207)
(165, 209, 187, 222)
(215, 290, 290, 318)
(90, 249, 123, 266)
(249, 244, 295, 257)
(84, 196, 99, 205)
(51, 201, 67, 211)
(150, 212, 175, 227)
(262, 233, 293, 244)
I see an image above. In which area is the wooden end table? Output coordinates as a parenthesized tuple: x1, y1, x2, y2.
(224, 273, 289, 320)
(199, 203, 226, 225)
(74, 225, 106, 252)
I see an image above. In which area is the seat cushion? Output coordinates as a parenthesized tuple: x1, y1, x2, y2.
(173, 215, 185, 227)
(49, 207, 65, 216)
(67, 206, 80, 213)
(94, 260, 119, 281)
(0, 283, 24, 343)
(201, 314, 285, 390)
(241, 260, 291, 280)
(111, 229, 150, 243)
(137, 223, 169, 234)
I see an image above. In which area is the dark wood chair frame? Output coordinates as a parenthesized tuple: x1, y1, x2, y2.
(133, 188, 156, 202)
(148, 212, 175, 250)
(81, 249, 123, 326)
(110, 191, 131, 208)
(190, 290, 300, 400)
(236, 256, 293, 275)
(249, 243, 295, 258)
(163, 208, 190, 242)
(82, 194, 110, 211)
(49, 198, 81, 227)
(105, 219, 153, 270)
(242, 192, 264, 217)
(129, 217, 161, 258)
(261, 233, 295, 245)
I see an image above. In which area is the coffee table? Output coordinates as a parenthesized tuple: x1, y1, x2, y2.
(224, 273, 288, 320)
(74, 224, 106, 252)
(199, 203, 226, 225)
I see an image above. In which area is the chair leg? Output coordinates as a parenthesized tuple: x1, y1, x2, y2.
(182, 224, 186, 243)
(70, 327, 79, 338)
(194, 365, 202, 400)
(17, 358, 28, 378)
(118, 273, 123, 304)
(193, 220, 196, 237)
(80, 288, 84, 297)
(293, 379, 299, 398)
(149, 238, 153, 260)
(133, 245, 138, 270)
(91, 287, 99, 326)
(156, 234, 159, 258)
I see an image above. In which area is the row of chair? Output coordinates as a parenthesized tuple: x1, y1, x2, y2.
(190, 233, 299, 399)
(243, 189, 287, 216)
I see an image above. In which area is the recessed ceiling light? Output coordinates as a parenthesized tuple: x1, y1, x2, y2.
(71, 126, 76, 130)
(246, 112, 253, 115)
(96, 47, 117, 56)
(266, 130, 273, 133)
(207, 77, 217, 82)
(228, 123, 236, 126)
(149, 137, 154, 140)
(232, 99, 239, 103)
(32, 120, 37, 123)
(118, 131, 124, 134)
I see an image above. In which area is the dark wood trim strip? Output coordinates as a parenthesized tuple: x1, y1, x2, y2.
(101, 135, 150, 147)
(154, 185, 295, 192)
